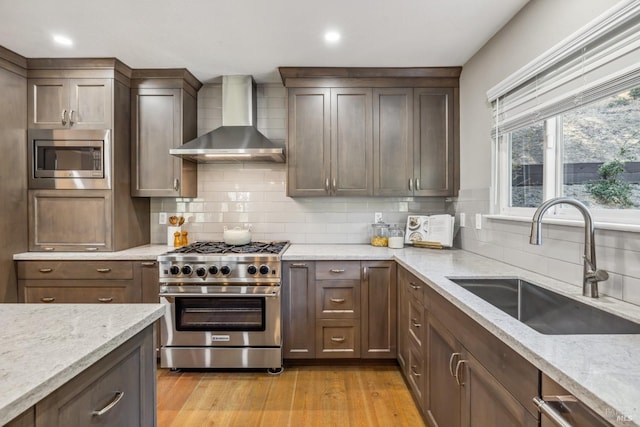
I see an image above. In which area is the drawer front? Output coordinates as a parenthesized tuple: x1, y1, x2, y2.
(315, 261, 361, 280)
(316, 280, 360, 319)
(17, 261, 134, 280)
(406, 272, 424, 304)
(408, 298, 425, 349)
(315, 319, 360, 358)
(22, 281, 139, 304)
(407, 341, 425, 409)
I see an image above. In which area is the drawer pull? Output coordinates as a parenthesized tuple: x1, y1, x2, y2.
(141, 262, 156, 267)
(449, 352, 461, 377)
(92, 391, 124, 416)
(533, 397, 574, 427)
(96, 268, 112, 273)
(85, 247, 98, 251)
(330, 298, 346, 304)
(329, 269, 345, 273)
(410, 366, 421, 377)
(454, 360, 466, 386)
(409, 282, 421, 290)
(43, 247, 55, 251)
(410, 318, 421, 328)
(330, 336, 346, 343)
(38, 268, 54, 273)
(40, 297, 55, 303)
(97, 297, 114, 303)
(290, 263, 308, 267)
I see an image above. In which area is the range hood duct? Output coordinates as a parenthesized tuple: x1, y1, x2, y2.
(169, 75, 285, 163)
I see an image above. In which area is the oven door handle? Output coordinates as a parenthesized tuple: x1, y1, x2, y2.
(160, 291, 280, 299)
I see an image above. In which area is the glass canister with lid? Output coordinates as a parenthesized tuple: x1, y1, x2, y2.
(388, 224, 405, 249)
(370, 222, 389, 247)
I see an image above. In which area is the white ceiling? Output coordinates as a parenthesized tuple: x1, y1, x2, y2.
(0, 0, 528, 84)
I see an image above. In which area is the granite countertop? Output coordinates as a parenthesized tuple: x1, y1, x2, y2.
(13, 244, 171, 261)
(284, 244, 640, 426)
(0, 304, 165, 425)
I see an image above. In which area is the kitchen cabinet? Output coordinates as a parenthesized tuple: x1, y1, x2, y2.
(280, 67, 460, 198)
(287, 88, 372, 196)
(6, 326, 156, 427)
(140, 260, 161, 357)
(282, 260, 396, 360)
(28, 78, 112, 129)
(17, 260, 143, 303)
(130, 69, 201, 197)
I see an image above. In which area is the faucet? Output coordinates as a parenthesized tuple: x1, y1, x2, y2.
(530, 197, 608, 298)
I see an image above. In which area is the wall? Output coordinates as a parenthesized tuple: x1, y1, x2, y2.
(456, 0, 640, 305)
(0, 47, 28, 302)
(149, 83, 448, 244)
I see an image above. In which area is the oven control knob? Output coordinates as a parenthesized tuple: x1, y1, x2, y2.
(247, 265, 257, 275)
(208, 266, 219, 275)
(181, 265, 193, 275)
(220, 265, 231, 275)
(196, 267, 207, 277)
(169, 265, 180, 275)
(259, 265, 270, 275)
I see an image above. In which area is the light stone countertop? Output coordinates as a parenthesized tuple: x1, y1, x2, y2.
(284, 244, 640, 427)
(0, 304, 165, 425)
(13, 244, 171, 260)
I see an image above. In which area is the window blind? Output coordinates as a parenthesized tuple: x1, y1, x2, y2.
(488, 0, 640, 135)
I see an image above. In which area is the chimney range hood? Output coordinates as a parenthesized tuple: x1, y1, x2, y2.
(170, 75, 285, 163)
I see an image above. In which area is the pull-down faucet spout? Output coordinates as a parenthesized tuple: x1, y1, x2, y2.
(530, 197, 608, 298)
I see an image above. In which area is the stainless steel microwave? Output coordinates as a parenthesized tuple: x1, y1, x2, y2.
(28, 129, 111, 189)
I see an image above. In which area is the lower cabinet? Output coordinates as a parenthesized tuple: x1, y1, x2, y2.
(282, 260, 396, 359)
(7, 326, 156, 427)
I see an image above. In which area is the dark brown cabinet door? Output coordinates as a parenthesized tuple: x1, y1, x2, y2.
(282, 261, 316, 358)
(361, 260, 396, 358)
(414, 87, 455, 196)
(287, 88, 331, 196)
(28, 79, 68, 128)
(331, 88, 373, 196)
(396, 267, 409, 372)
(373, 88, 414, 196)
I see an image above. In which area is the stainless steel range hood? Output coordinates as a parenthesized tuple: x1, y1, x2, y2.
(170, 75, 285, 163)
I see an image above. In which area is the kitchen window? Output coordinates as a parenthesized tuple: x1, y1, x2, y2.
(489, 0, 640, 225)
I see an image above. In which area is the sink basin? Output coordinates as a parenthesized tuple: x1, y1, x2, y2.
(447, 277, 640, 335)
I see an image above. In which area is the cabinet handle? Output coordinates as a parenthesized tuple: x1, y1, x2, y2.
(410, 366, 421, 377)
(362, 266, 368, 281)
(330, 336, 346, 343)
(408, 179, 413, 191)
(85, 247, 98, 251)
(415, 178, 421, 191)
(96, 268, 111, 273)
(291, 263, 308, 268)
(329, 269, 345, 273)
(61, 109, 67, 125)
(97, 297, 114, 303)
(533, 397, 574, 427)
(330, 298, 345, 303)
(449, 352, 461, 377)
(69, 109, 75, 125)
(141, 262, 156, 267)
(454, 359, 466, 386)
(43, 247, 55, 251)
(332, 178, 336, 189)
(325, 178, 330, 192)
(173, 178, 180, 191)
(409, 282, 421, 290)
(38, 268, 53, 273)
(92, 391, 124, 416)
(410, 318, 421, 328)
(40, 297, 55, 303)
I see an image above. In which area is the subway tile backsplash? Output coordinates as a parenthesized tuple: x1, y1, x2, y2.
(150, 82, 448, 245)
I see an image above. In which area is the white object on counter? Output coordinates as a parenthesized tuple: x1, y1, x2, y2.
(167, 226, 181, 246)
(223, 226, 251, 245)
(388, 236, 404, 249)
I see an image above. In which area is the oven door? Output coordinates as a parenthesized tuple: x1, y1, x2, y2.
(160, 286, 281, 347)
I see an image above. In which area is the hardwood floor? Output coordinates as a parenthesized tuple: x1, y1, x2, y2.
(157, 363, 425, 426)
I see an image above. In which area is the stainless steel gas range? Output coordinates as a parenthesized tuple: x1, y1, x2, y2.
(157, 241, 289, 372)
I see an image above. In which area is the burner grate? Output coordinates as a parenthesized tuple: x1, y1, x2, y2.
(170, 241, 288, 255)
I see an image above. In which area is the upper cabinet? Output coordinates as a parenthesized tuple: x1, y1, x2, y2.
(280, 67, 460, 197)
(130, 69, 202, 198)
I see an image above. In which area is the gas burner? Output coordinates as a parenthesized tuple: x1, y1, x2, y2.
(168, 241, 289, 255)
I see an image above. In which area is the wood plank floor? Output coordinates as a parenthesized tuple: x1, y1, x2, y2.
(157, 364, 425, 427)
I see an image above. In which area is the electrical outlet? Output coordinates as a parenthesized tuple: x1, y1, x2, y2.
(159, 212, 167, 225)
(374, 212, 383, 223)
(475, 214, 482, 230)
(459, 213, 466, 227)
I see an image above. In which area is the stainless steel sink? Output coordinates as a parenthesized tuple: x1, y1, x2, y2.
(447, 277, 640, 335)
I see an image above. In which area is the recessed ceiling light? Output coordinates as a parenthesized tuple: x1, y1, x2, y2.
(53, 35, 73, 46)
(324, 31, 341, 43)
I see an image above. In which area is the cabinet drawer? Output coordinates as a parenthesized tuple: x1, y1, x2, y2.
(316, 280, 360, 319)
(23, 283, 137, 304)
(315, 261, 361, 280)
(17, 261, 134, 280)
(407, 341, 425, 409)
(405, 272, 424, 304)
(408, 298, 425, 349)
(315, 319, 360, 358)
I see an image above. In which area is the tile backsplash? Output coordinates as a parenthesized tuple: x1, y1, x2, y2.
(150, 82, 448, 244)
